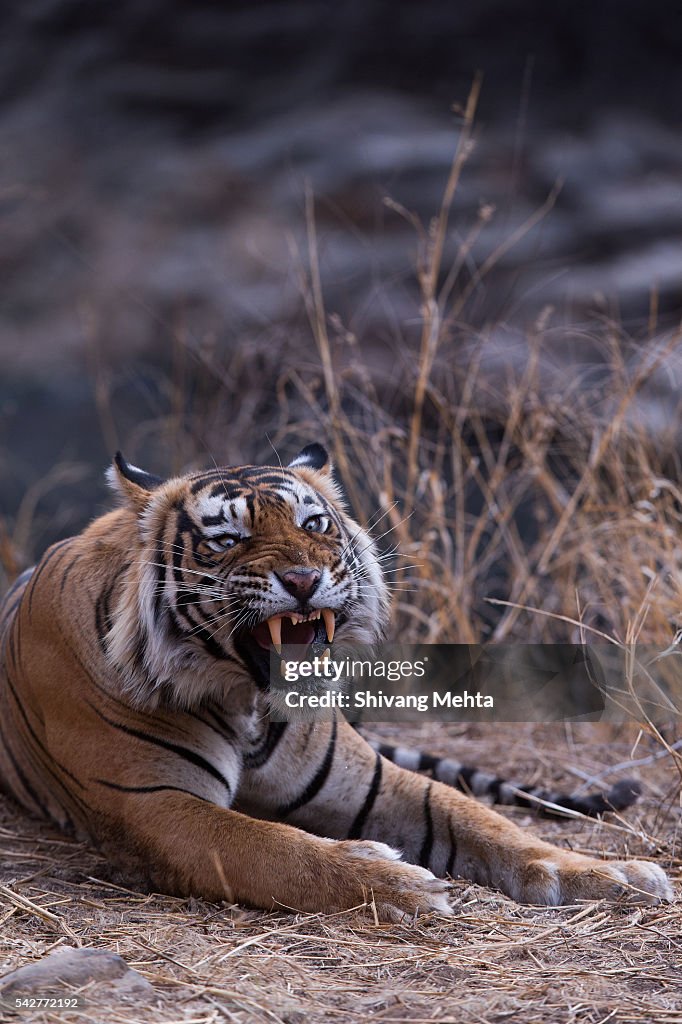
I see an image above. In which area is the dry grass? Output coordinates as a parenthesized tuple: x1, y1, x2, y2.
(3, 97, 682, 650)
(0, 723, 680, 1023)
(1, 88, 682, 1020)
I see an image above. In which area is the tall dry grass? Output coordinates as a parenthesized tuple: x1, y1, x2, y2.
(2, 84, 682, 656)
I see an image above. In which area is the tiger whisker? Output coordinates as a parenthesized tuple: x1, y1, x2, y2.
(362, 501, 400, 532)
(173, 600, 239, 610)
(135, 560, 226, 585)
(341, 512, 413, 563)
(147, 584, 240, 600)
(184, 606, 250, 640)
(354, 586, 418, 595)
(222, 608, 261, 644)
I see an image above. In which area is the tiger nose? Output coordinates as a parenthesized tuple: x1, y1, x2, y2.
(277, 568, 321, 601)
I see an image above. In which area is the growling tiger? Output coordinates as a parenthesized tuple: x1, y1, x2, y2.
(0, 446, 672, 917)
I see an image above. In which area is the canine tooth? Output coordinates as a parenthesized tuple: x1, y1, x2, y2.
(268, 616, 282, 653)
(280, 660, 287, 677)
(322, 648, 331, 660)
(322, 608, 335, 644)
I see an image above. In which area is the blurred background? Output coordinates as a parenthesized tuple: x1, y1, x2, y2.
(2, 0, 682, 642)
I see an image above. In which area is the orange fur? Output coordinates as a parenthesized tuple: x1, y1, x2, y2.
(0, 449, 672, 917)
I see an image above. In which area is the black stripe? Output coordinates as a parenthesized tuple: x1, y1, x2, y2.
(26, 539, 73, 617)
(127, 629, 154, 685)
(445, 819, 458, 878)
(201, 512, 226, 526)
(94, 562, 129, 647)
(3, 567, 35, 603)
(233, 636, 272, 693)
(93, 780, 209, 801)
(418, 783, 434, 868)
(266, 482, 296, 495)
(257, 492, 289, 509)
(277, 718, 337, 816)
(88, 704, 232, 796)
(456, 766, 476, 791)
(196, 707, 239, 741)
(243, 720, 288, 769)
(5, 619, 20, 673)
(511, 784, 536, 806)
(1, 698, 92, 821)
(209, 481, 243, 500)
(170, 512, 230, 661)
(6, 675, 86, 791)
(3, 738, 51, 817)
(240, 469, 295, 484)
(1, 620, 92, 817)
(190, 471, 226, 493)
(153, 520, 167, 623)
(59, 554, 78, 595)
(171, 596, 226, 657)
(1, 591, 24, 622)
(193, 622, 231, 661)
(245, 492, 256, 525)
(487, 777, 503, 801)
(418, 751, 441, 773)
(348, 753, 382, 839)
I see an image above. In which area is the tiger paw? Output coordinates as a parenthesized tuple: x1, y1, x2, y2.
(328, 840, 453, 921)
(517, 852, 673, 906)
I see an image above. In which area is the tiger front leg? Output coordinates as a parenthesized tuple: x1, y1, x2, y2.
(417, 777, 674, 906)
(238, 718, 673, 907)
(106, 790, 452, 920)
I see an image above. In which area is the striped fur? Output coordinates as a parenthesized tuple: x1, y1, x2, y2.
(371, 740, 642, 817)
(0, 446, 672, 917)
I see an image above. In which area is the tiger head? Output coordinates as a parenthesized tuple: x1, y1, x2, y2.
(104, 444, 390, 708)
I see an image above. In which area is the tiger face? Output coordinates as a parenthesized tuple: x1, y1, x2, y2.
(105, 444, 389, 708)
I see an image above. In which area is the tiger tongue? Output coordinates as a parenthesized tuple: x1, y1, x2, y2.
(281, 618, 316, 647)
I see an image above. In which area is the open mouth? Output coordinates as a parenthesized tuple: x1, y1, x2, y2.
(249, 609, 335, 653)
(234, 609, 339, 690)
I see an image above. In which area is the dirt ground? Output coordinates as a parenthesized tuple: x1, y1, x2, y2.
(0, 721, 679, 1024)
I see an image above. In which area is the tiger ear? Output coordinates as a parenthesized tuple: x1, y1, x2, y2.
(106, 451, 164, 512)
(288, 443, 331, 476)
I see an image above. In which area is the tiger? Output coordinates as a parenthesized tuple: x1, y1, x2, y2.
(0, 444, 672, 919)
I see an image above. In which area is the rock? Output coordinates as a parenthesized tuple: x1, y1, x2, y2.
(0, 946, 154, 1001)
